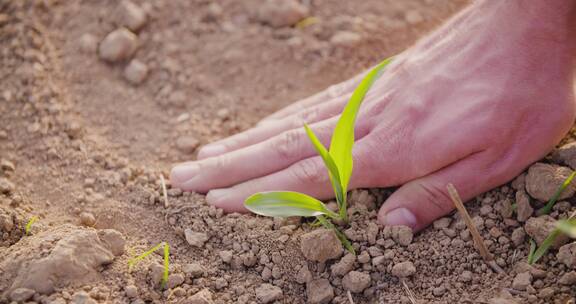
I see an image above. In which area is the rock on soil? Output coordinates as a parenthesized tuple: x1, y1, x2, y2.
(552, 142, 576, 169)
(512, 272, 532, 291)
(257, 0, 309, 28)
(176, 135, 200, 154)
(187, 289, 213, 304)
(331, 253, 355, 276)
(9, 288, 35, 303)
(184, 229, 209, 247)
(390, 225, 413, 246)
(255, 283, 283, 303)
(116, 0, 147, 32)
(557, 242, 576, 269)
(525, 163, 575, 202)
(392, 261, 416, 278)
(515, 190, 533, 222)
(559, 271, 576, 285)
(124, 285, 138, 298)
(183, 263, 205, 278)
(300, 228, 342, 262)
(524, 215, 569, 248)
(98, 28, 138, 62)
(342, 271, 371, 293)
(124, 59, 148, 85)
(79, 211, 96, 226)
(0, 177, 15, 194)
(306, 279, 334, 304)
(1, 225, 125, 295)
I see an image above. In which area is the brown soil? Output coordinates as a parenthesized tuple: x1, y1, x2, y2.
(1, 0, 575, 303)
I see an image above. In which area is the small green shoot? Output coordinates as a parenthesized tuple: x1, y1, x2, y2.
(526, 239, 537, 264)
(25, 216, 38, 236)
(128, 242, 170, 289)
(537, 171, 576, 216)
(245, 57, 393, 252)
(556, 218, 576, 238)
(528, 212, 576, 265)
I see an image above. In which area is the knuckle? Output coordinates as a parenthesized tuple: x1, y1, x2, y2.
(291, 158, 328, 184)
(273, 129, 303, 161)
(414, 182, 454, 215)
(297, 106, 320, 124)
(212, 154, 232, 170)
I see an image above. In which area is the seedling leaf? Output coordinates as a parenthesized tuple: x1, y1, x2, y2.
(537, 171, 576, 215)
(527, 239, 537, 264)
(557, 218, 576, 238)
(304, 124, 345, 209)
(163, 243, 170, 289)
(245, 191, 339, 219)
(329, 57, 392, 203)
(317, 215, 355, 254)
(25, 216, 38, 236)
(529, 230, 559, 265)
(128, 242, 170, 288)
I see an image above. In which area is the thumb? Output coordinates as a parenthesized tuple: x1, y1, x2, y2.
(377, 153, 511, 232)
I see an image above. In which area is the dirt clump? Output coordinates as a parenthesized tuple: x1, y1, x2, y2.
(300, 228, 343, 262)
(1, 225, 125, 298)
(255, 283, 283, 303)
(124, 59, 149, 85)
(115, 0, 148, 32)
(524, 215, 569, 248)
(306, 278, 334, 304)
(342, 270, 371, 293)
(557, 242, 576, 269)
(391, 261, 416, 278)
(525, 163, 575, 202)
(98, 28, 139, 62)
(257, 0, 309, 28)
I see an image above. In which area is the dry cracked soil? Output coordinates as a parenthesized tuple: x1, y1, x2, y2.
(1, 0, 576, 303)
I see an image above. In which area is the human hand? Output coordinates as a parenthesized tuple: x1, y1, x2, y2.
(171, 1, 576, 231)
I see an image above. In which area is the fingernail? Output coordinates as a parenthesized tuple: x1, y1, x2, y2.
(198, 145, 226, 159)
(383, 208, 417, 228)
(170, 163, 198, 186)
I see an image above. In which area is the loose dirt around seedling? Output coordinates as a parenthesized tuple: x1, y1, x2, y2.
(1, 1, 575, 303)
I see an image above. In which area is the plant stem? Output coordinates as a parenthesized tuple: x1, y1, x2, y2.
(338, 196, 348, 223)
(537, 171, 576, 216)
(317, 215, 355, 254)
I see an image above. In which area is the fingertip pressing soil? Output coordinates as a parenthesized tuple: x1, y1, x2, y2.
(1, 0, 575, 303)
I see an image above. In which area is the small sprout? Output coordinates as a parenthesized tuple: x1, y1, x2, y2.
(245, 58, 393, 251)
(528, 212, 576, 265)
(128, 242, 170, 288)
(527, 239, 537, 264)
(537, 171, 576, 216)
(295, 16, 319, 29)
(556, 218, 576, 238)
(25, 216, 38, 236)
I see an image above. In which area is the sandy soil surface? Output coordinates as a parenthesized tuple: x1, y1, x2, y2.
(1, 0, 575, 303)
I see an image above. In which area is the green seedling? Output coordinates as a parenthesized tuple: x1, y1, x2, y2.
(128, 242, 170, 289)
(528, 212, 576, 265)
(25, 216, 38, 236)
(537, 171, 576, 216)
(244, 58, 393, 252)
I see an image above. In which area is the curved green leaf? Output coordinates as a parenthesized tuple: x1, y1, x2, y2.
(557, 219, 576, 238)
(245, 191, 338, 219)
(329, 57, 393, 192)
(304, 124, 345, 209)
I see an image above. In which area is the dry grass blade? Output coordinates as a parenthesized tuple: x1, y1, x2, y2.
(447, 183, 504, 274)
(401, 280, 417, 304)
(346, 291, 355, 304)
(160, 174, 169, 208)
